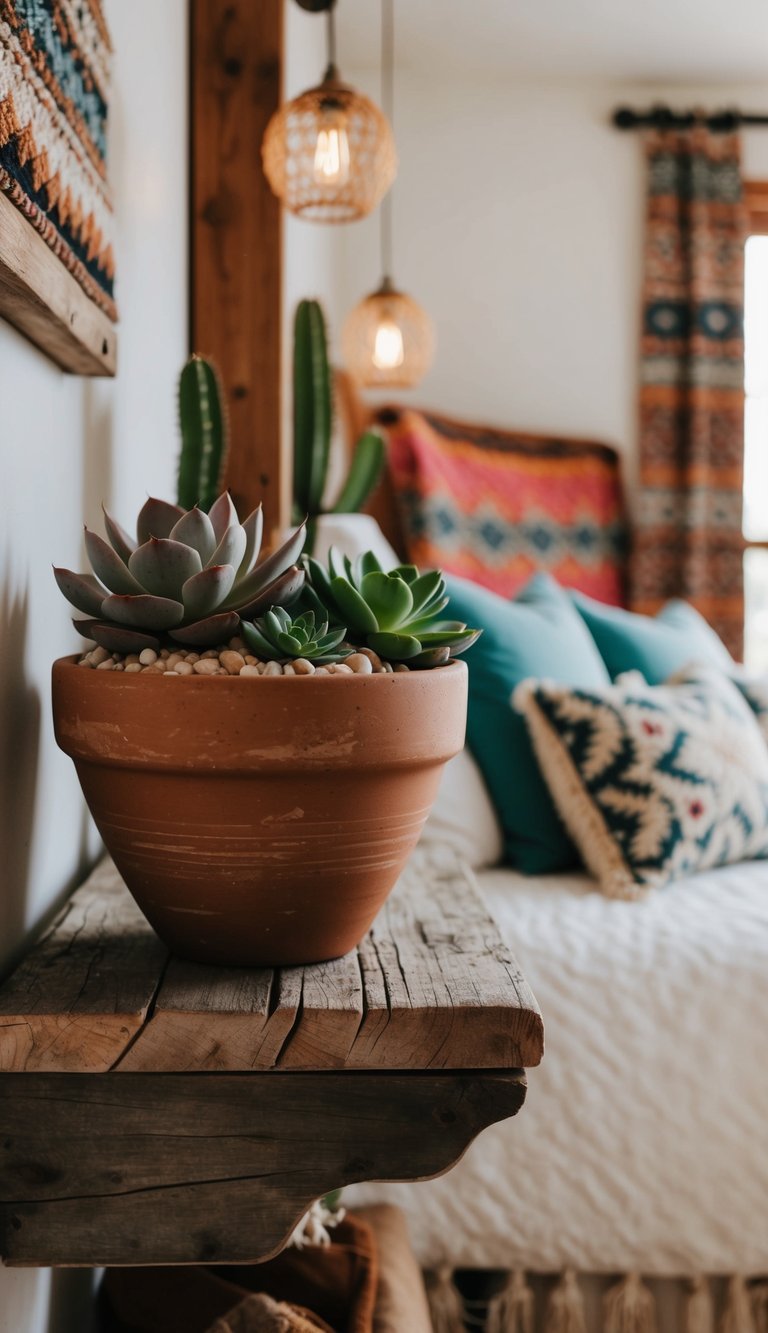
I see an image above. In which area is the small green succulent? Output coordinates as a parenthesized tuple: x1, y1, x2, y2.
(302, 549, 481, 668)
(55, 492, 306, 654)
(242, 608, 351, 664)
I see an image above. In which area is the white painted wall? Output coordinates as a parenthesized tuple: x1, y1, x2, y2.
(0, 1, 188, 1328)
(325, 73, 768, 487)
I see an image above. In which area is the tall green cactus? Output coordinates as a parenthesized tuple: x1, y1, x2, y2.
(177, 355, 228, 513)
(293, 300, 385, 545)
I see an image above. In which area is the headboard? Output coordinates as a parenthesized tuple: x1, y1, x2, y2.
(334, 372, 628, 606)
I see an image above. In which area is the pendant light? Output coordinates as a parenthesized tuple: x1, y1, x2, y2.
(262, 0, 397, 224)
(342, 0, 434, 388)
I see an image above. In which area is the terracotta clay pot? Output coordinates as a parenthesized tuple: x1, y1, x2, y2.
(52, 658, 467, 966)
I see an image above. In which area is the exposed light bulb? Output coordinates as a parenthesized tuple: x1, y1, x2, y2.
(313, 120, 351, 187)
(372, 317, 404, 370)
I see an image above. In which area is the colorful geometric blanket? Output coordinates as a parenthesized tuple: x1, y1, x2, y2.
(0, 0, 116, 319)
(384, 407, 628, 606)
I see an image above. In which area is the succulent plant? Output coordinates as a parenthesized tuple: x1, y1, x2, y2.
(177, 355, 228, 513)
(242, 608, 351, 664)
(302, 549, 481, 668)
(293, 299, 385, 545)
(55, 492, 306, 654)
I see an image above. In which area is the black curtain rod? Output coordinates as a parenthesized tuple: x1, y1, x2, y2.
(613, 104, 768, 132)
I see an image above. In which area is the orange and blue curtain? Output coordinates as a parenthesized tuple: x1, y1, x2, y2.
(630, 125, 748, 657)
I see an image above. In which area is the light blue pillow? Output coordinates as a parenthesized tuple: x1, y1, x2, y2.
(571, 593, 733, 683)
(445, 573, 610, 873)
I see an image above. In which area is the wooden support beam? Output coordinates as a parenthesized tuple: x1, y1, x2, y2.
(190, 0, 285, 537)
(0, 192, 116, 375)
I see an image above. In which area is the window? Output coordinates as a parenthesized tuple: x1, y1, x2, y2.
(743, 183, 768, 671)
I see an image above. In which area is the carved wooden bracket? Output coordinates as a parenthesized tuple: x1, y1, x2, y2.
(0, 1069, 526, 1267)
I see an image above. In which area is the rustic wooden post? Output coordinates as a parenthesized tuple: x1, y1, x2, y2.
(190, 0, 286, 537)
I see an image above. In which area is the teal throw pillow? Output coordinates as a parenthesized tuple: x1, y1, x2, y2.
(571, 594, 733, 683)
(445, 572, 611, 873)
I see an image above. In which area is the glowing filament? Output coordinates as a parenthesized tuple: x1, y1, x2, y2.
(372, 317, 405, 370)
(313, 125, 351, 186)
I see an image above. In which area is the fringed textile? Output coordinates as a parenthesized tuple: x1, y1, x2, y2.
(686, 1278, 715, 1333)
(750, 1282, 768, 1333)
(486, 1269, 535, 1333)
(546, 1269, 588, 1333)
(721, 1277, 757, 1333)
(423, 1266, 465, 1333)
(629, 125, 748, 657)
(603, 1273, 657, 1333)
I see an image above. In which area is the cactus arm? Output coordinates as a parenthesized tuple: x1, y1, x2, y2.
(332, 431, 386, 514)
(293, 300, 332, 517)
(177, 356, 228, 513)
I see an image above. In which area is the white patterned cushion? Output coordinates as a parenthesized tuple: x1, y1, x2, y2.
(734, 674, 768, 743)
(514, 667, 768, 898)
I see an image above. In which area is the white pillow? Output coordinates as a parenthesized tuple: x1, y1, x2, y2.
(420, 747, 503, 869)
(310, 513, 400, 570)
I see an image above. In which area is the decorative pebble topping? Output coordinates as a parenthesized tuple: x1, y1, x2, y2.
(75, 637, 411, 677)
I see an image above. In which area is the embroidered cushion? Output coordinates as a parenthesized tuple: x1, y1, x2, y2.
(384, 408, 627, 605)
(515, 667, 768, 898)
(572, 593, 734, 683)
(735, 675, 768, 742)
(445, 571, 611, 874)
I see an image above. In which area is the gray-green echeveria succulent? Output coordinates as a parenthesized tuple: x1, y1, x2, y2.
(302, 549, 481, 668)
(242, 608, 351, 664)
(54, 492, 306, 654)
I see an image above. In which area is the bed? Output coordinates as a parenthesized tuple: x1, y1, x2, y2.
(347, 853, 768, 1276)
(328, 387, 768, 1329)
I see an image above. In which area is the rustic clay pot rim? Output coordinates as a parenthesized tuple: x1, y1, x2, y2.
(54, 655, 467, 685)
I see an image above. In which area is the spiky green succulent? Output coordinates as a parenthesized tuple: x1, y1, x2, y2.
(55, 492, 306, 654)
(302, 549, 481, 668)
(242, 608, 351, 664)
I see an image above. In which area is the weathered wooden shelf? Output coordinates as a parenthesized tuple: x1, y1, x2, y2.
(0, 856, 543, 1267)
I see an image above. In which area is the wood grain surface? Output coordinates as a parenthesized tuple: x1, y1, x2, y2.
(0, 858, 543, 1074)
(0, 1069, 527, 1266)
(190, 0, 285, 537)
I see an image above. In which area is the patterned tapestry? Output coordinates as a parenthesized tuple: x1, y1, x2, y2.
(0, 0, 115, 319)
(630, 125, 748, 657)
(385, 407, 628, 606)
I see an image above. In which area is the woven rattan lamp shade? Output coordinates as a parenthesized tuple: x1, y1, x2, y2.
(262, 74, 397, 223)
(342, 279, 435, 389)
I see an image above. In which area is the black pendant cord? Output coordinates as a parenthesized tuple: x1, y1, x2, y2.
(325, 2, 338, 78)
(380, 0, 394, 286)
(613, 104, 768, 132)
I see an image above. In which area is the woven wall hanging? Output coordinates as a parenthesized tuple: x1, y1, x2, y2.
(0, 0, 116, 322)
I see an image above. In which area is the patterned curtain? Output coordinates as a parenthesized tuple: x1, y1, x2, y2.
(629, 125, 749, 657)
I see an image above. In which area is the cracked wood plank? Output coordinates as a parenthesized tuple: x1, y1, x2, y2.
(0, 861, 167, 1072)
(0, 1069, 527, 1266)
(0, 855, 543, 1073)
(346, 856, 544, 1069)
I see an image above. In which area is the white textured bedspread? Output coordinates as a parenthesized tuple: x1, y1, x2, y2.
(345, 859, 768, 1274)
